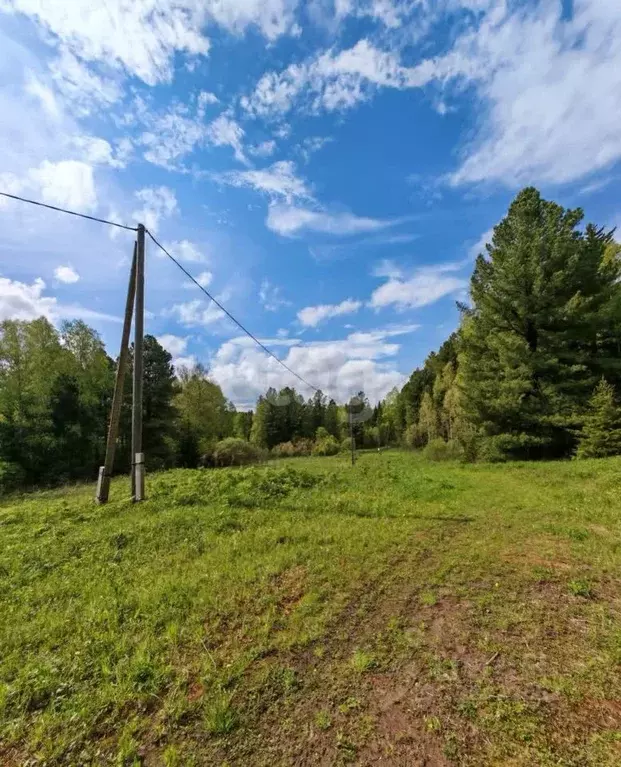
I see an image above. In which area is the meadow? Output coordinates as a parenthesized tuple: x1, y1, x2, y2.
(1, 451, 621, 766)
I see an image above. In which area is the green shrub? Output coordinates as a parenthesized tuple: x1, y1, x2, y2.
(0, 461, 25, 495)
(312, 436, 339, 456)
(403, 423, 425, 449)
(271, 439, 313, 458)
(212, 438, 265, 467)
(422, 439, 464, 462)
(340, 437, 353, 453)
(479, 433, 545, 463)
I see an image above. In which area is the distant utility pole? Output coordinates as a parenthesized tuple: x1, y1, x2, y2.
(96, 244, 137, 504)
(132, 223, 146, 502)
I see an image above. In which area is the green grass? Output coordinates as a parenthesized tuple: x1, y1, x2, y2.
(1, 452, 621, 765)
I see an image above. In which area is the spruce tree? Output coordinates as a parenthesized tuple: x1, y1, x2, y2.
(577, 380, 621, 459)
(460, 187, 620, 460)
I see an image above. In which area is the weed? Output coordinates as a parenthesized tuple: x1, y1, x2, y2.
(420, 590, 438, 606)
(314, 709, 332, 730)
(349, 649, 376, 673)
(568, 579, 594, 598)
(204, 691, 238, 736)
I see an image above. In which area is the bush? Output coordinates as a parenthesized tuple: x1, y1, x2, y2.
(271, 439, 313, 458)
(479, 433, 546, 463)
(340, 437, 353, 453)
(422, 438, 464, 462)
(212, 438, 265, 467)
(312, 436, 339, 456)
(0, 461, 25, 495)
(403, 423, 426, 449)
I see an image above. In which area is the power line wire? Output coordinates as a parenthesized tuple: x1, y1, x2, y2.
(0, 191, 138, 231)
(0, 189, 321, 393)
(146, 229, 320, 393)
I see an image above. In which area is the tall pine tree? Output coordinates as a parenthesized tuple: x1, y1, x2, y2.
(459, 187, 621, 460)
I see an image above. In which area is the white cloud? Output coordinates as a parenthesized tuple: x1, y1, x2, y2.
(54, 265, 80, 284)
(69, 134, 129, 168)
(216, 161, 311, 202)
(249, 140, 277, 158)
(259, 279, 290, 311)
(372, 259, 404, 279)
(239, 1, 621, 188)
(48, 48, 123, 115)
(197, 90, 219, 118)
(443, 0, 621, 186)
(297, 298, 362, 327)
(157, 333, 188, 357)
(139, 104, 206, 169)
(132, 186, 177, 232)
(241, 38, 435, 118)
(370, 264, 468, 310)
(0, 276, 56, 321)
(468, 227, 494, 259)
(162, 239, 206, 263)
(209, 326, 418, 406)
(0, 275, 119, 323)
(267, 203, 399, 237)
(168, 298, 224, 326)
(172, 354, 198, 371)
(194, 270, 213, 288)
(24, 73, 60, 119)
(203, 0, 300, 40)
(1, 0, 211, 86)
(206, 114, 248, 164)
(298, 135, 333, 162)
(10, 159, 98, 212)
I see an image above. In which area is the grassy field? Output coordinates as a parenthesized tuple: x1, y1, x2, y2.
(1, 451, 621, 766)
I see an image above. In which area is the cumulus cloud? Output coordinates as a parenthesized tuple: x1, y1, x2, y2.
(1, 159, 98, 213)
(267, 203, 399, 237)
(54, 265, 80, 284)
(0, 275, 118, 323)
(167, 298, 225, 326)
(369, 263, 468, 310)
(157, 333, 189, 357)
(297, 298, 362, 327)
(209, 326, 419, 407)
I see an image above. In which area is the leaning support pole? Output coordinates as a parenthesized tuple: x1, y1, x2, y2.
(96, 244, 137, 504)
(132, 224, 146, 502)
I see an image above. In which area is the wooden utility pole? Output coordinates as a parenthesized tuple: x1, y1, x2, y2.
(132, 224, 146, 502)
(95, 245, 137, 504)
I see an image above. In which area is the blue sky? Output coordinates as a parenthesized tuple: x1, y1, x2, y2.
(0, 0, 619, 407)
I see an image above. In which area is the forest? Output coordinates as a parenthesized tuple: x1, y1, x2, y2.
(1, 187, 620, 492)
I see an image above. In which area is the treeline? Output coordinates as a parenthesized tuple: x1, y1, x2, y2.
(378, 187, 621, 462)
(0, 321, 241, 491)
(0, 318, 383, 492)
(2, 188, 620, 491)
